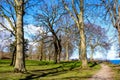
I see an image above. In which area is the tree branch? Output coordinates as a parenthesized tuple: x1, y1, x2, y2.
(0, 23, 15, 36)
(62, 0, 78, 25)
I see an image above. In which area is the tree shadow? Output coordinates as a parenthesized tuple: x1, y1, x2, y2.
(20, 67, 67, 80)
(20, 62, 79, 80)
(89, 61, 98, 67)
(31, 66, 64, 72)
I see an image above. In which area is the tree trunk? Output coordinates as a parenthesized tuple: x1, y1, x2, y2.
(118, 30, 120, 57)
(66, 41, 69, 61)
(79, 29, 88, 68)
(0, 51, 3, 60)
(53, 35, 61, 64)
(10, 46, 16, 66)
(90, 48, 94, 61)
(14, 1, 26, 72)
(48, 52, 51, 61)
(79, 42, 81, 60)
(79, 0, 88, 68)
(57, 39, 61, 63)
(39, 40, 43, 61)
(54, 42, 58, 64)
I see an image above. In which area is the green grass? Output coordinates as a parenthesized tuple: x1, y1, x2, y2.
(0, 60, 101, 80)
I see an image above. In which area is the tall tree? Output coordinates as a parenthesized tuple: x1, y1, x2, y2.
(0, 0, 26, 72)
(102, 0, 120, 46)
(14, 0, 26, 72)
(62, 0, 88, 68)
(36, 0, 63, 63)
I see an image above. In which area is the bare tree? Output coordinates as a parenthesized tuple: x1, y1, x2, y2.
(85, 23, 110, 61)
(13, 0, 26, 72)
(101, 0, 120, 46)
(36, 0, 63, 63)
(62, 0, 88, 68)
(59, 15, 75, 61)
(36, 39, 44, 61)
(0, 0, 26, 72)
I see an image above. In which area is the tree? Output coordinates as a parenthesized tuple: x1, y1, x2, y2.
(85, 23, 110, 61)
(9, 39, 28, 66)
(14, 0, 26, 72)
(0, 0, 26, 72)
(0, 30, 12, 59)
(102, 0, 120, 47)
(9, 41, 16, 66)
(36, 39, 44, 61)
(60, 15, 75, 61)
(61, 30, 74, 61)
(62, 0, 88, 68)
(36, 0, 63, 63)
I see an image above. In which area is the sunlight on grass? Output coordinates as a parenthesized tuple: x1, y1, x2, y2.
(0, 60, 100, 80)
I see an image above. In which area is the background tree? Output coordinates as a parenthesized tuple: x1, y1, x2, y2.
(9, 41, 16, 66)
(85, 23, 110, 61)
(0, 27, 13, 59)
(60, 15, 75, 61)
(36, 39, 44, 61)
(36, 0, 64, 63)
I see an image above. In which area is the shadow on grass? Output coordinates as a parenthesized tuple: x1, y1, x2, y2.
(20, 62, 79, 80)
(20, 67, 68, 80)
(89, 61, 98, 68)
(31, 66, 64, 72)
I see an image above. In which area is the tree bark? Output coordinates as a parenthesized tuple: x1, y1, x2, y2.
(52, 32, 61, 63)
(57, 39, 61, 63)
(10, 46, 16, 66)
(79, 42, 81, 60)
(79, 0, 88, 68)
(118, 31, 120, 58)
(79, 28, 88, 68)
(39, 40, 44, 61)
(66, 41, 69, 61)
(14, 0, 26, 72)
(54, 42, 58, 63)
(90, 48, 94, 61)
(0, 51, 3, 60)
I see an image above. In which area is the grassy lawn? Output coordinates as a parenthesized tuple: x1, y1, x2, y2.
(0, 60, 100, 80)
(107, 63, 120, 80)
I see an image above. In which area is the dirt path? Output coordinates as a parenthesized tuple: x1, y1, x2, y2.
(89, 64, 114, 80)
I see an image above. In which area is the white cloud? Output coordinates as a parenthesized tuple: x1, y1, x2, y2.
(24, 24, 44, 40)
(24, 24, 43, 35)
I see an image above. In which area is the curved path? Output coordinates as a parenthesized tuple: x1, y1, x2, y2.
(89, 64, 114, 80)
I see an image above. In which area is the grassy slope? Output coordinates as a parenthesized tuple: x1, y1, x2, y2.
(0, 60, 100, 80)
